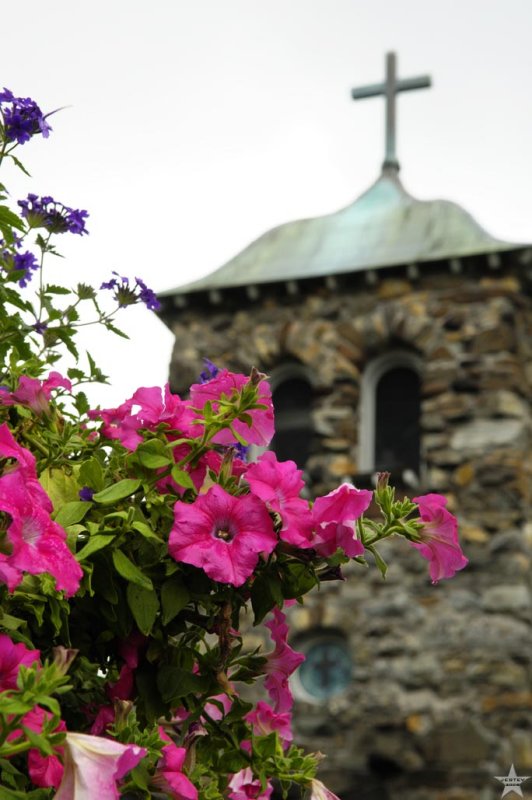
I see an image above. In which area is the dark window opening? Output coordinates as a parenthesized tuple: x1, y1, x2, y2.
(374, 367, 420, 474)
(271, 377, 313, 468)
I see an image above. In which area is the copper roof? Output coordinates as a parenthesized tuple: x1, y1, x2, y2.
(162, 169, 522, 299)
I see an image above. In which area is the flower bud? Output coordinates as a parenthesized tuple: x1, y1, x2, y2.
(52, 646, 79, 675)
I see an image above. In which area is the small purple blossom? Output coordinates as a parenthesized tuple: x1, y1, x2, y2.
(100, 271, 160, 312)
(13, 251, 39, 286)
(0, 88, 52, 145)
(0, 243, 39, 287)
(199, 358, 220, 384)
(233, 442, 249, 462)
(18, 194, 89, 236)
(78, 487, 95, 502)
(32, 321, 48, 336)
(135, 277, 160, 311)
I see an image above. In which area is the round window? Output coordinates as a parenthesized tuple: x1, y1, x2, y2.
(295, 634, 352, 701)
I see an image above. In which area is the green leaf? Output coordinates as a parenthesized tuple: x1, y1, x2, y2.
(0, 612, 25, 631)
(67, 368, 84, 381)
(43, 284, 71, 295)
(9, 154, 31, 176)
(21, 725, 53, 756)
(93, 479, 141, 505)
(280, 560, 317, 599)
(39, 468, 79, 509)
(74, 392, 90, 415)
(104, 321, 129, 339)
(76, 533, 115, 561)
(161, 579, 190, 625)
(126, 583, 159, 635)
(131, 521, 161, 542)
(170, 466, 195, 491)
(251, 574, 280, 625)
(79, 458, 105, 491)
(54, 501, 91, 528)
(135, 669, 166, 722)
(137, 450, 172, 469)
(156, 665, 209, 703)
(0, 205, 25, 232)
(112, 550, 153, 590)
(367, 544, 388, 578)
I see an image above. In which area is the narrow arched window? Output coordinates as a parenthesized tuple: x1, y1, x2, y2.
(270, 365, 313, 468)
(359, 352, 422, 478)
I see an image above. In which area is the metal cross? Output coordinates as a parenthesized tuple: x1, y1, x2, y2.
(351, 52, 431, 173)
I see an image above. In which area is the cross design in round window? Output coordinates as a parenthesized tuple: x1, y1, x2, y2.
(295, 633, 352, 701)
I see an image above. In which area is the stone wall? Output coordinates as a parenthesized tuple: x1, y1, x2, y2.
(166, 265, 531, 800)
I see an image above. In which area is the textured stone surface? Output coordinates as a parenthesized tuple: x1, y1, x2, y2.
(166, 267, 532, 800)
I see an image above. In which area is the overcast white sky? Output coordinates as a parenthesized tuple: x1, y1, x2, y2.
(2, 0, 532, 406)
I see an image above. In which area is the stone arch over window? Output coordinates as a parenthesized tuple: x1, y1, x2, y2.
(359, 351, 422, 477)
(269, 362, 314, 469)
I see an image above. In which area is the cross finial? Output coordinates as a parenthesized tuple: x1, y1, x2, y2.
(351, 52, 431, 174)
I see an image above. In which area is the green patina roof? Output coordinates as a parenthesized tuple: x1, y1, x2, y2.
(163, 170, 523, 297)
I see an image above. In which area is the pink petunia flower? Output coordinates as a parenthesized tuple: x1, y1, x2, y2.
(23, 706, 66, 790)
(189, 369, 274, 447)
(169, 485, 276, 587)
(228, 767, 273, 800)
(0, 371, 71, 415)
(308, 779, 342, 800)
(90, 704, 116, 736)
(0, 423, 52, 510)
(246, 452, 313, 548)
(204, 692, 233, 722)
(154, 729, 198, 800)
(88, 384, 198, 451)
(0, 633, 40, 690)
(245, 700, 293, 747)
(0, 470, 83, 595)
(410, 493, 468, 583)
(312, 483, 373, 558)
(54, 732, 146, 800)
(263, 608, 305, 713)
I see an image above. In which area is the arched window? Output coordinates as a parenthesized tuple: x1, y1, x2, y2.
(359, 351, 422, 477)
(270, 364, 314, 469)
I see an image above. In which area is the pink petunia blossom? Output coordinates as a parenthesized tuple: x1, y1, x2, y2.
(88, 383, 198, 451)
(228, 767, 273, 800)
(0, 470, 82, 595)
(155, 441, 207, 497)
(154, 729, 198, 800)
(90, 704, 115, 736)
(23, 706, 66, 790)
(245, 701, 293, 747)
(204, 692, 233, 722)
(169, 485, 276, 587)
(118, 631, 146, 669)
(410, 493, 468, 583)
(54, 732, 146, 800)
(0, 423, 52, 510)
(312, 483, 373, 558)
(189, 369, 274, 447)
(0, 371, 71, 415)
(308, 779, 342, 800)
(0, 633, 40, 690)
(246, 452, 313, 548)
(263, 608, 305, 713)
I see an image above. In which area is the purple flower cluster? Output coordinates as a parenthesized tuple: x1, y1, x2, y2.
(0, 88, 52, 145)
(18, 194, 89, 236)
(100, 272, 160, 312)
(0, 238, 39, 287)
